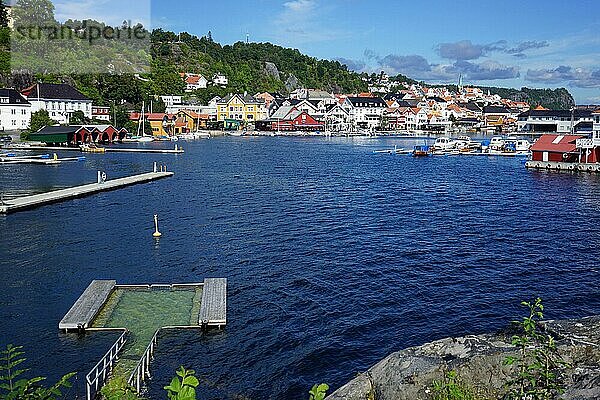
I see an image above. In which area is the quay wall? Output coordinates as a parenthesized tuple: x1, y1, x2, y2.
(525, 161, 600, 172)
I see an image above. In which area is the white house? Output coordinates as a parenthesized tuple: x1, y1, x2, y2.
(517, 109, 594, 134)
(343, 97, 387, 130)
(182, 74, 208, 92)
(0, 88, 31, 131)
(212, 73, 228, 87)
(21, 83, 92, 124)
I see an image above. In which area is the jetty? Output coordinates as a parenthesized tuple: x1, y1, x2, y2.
(5, 145, 184, 154)
(0, 153, 86, 165)
(525, 160, 600, 172)
(0, 165, 173, 214)
(59, 278, 227, 400)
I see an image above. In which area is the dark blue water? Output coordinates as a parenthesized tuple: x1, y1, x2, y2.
(1, 137, 600, 399)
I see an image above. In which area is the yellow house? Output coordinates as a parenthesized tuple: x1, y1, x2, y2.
(216, 93, 266, 123)
(147, 113, 175, 137)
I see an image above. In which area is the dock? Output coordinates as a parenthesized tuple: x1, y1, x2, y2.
(5, 145, 184, 154)
(1, 154, 86, 165)
(60, 280, 117, 331)
(198, 278, 227, 327)
(0, 168, 173, 214)
(525, 160, 600, 172)
(60, 278, 227, 399)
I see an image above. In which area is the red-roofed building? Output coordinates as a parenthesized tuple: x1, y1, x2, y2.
(181, 73, 208, 92)
(530, 134, 584, 162)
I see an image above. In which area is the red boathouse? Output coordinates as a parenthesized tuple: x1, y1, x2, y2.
(530, 134, 584, 163)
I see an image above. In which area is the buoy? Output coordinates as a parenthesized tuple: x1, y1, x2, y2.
(153, 214, 162, 238)
(53, 153, 58, 161)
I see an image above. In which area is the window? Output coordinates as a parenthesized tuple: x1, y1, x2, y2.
(230, 106, 234, 112)
(0, 97, 8, 103)
(247, 114, 254, 120)
(11, 120, 16, 126)
(11, 109, 16, 114)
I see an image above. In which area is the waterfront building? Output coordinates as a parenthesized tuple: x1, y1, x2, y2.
(174, 110, 210, 132)
(530, 134, 585, 163)
(343, 96, 387, 130)
(92, 106, 111, 122)
(265, 106, 323, 132)
(323, 104, 350, 131)
(517, 109, 594, 134)
(483, 105, 513, 131)
(575, 109, 600, 163)
(21, 83, 92, 124)
(0, 88, 31, 132)
(216, 94, 266, 123)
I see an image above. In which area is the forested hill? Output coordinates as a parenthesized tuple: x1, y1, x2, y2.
(151, 29, 367, 101)
(480, 86, 575, 109)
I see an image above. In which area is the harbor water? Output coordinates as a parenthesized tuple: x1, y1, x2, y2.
(1, 137, 600, 399)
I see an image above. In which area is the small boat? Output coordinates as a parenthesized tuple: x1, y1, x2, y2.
(487, 136, 505, 153)
(80, 144, 106, 153)
(433, 137, 457, 151)
(455, 136, 482, 151)
(228, 131, 244, 137)
(412, 145, 431, 157)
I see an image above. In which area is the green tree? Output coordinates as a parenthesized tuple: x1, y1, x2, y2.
(0, 344, 75, 399)
(28, 109, 55, 131)
(69, 110, 88, 125)
(12, 0, 57, 28)
(0, 1, 8, 28)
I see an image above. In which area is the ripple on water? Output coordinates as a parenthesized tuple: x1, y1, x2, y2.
(1, 138, 600, 399)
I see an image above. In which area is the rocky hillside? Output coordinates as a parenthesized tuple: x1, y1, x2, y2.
(328, 316, 600, 400)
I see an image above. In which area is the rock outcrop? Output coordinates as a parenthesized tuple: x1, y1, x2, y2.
(327, 316, 600, 400)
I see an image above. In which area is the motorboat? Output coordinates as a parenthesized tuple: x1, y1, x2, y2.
(433, 137, 457, 151)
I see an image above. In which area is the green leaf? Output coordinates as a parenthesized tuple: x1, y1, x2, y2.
(182, 375, 199, 388)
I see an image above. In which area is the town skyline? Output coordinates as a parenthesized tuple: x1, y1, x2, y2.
(12, 0, 600, 104)
(149, 0, 599, 104)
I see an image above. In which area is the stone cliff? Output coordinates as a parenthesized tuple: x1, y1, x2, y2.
(327, 316, 600, 400)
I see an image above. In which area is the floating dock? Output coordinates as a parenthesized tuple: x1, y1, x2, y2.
(60, 278, 227, 400)
(525, 160, 600, 172)
(5, 145, 184, 154)
(0, 168, 173, 214)
(199, 278, 227, 327)
(0, 154, 86, 165)
(59, 280, 117, 330)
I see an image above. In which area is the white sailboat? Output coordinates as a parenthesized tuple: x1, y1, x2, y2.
(123, 102, 154, 142)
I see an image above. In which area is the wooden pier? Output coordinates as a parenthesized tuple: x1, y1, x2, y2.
(0, 169, 173, 214)
(525, 160, 600, 172)
(5, 145, 184, 154)
(198, 278, 227, 327)
(60, 280, 117, 331)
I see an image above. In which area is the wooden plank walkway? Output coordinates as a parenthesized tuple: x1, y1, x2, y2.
(4, 145, 184, 154)
(0, 171, 173, 214)
(199, 278, 227, 327)
(60, 280, 116, 331)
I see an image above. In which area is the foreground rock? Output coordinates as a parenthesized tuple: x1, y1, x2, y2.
(327, 316, 600, 400)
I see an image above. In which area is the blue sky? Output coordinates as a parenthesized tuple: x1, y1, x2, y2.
(55, 0, 600, 103)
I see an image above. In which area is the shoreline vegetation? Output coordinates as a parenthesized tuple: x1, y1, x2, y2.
(3, 300, 598, 400)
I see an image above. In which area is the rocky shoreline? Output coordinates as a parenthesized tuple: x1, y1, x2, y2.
(327, 316, 600, 400)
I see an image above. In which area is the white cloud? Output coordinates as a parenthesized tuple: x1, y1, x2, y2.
(53, 0, 150, 27)
(282, 0, 316, 13)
